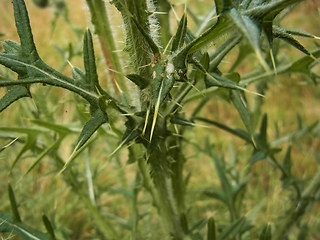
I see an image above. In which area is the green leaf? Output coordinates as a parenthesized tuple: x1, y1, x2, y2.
(240, 48, 320, 85)
(217, 217, 246, 240)
(273, 26, 311, 55)
(42, 215, 56, 240)
(250, 151, 268, 165)
(24, 139, 61, 176)
(209, 35, 241, 72)
(75, 108, 108, 151)
(285, 28, 320, 39)
(8, 184, 21, 223)
(207, 217, 216, 240)
(256, 114, 268, 150)
(83, 29, 99, 91)
(187, 17, 233, 55)
(10, 132, 39, 170)
(30, 119, 73, 135)
(228, 9, 269, 71)
(230, 90, 253, 136)
(0, 86, 31, 112)
(0, 211, 50, 240)
(193, 117, 252, 144)
(3, 40, 21, 53)
(214, 0, 224, 15)
(13, 0, 39, 61)
(172, 13, 188, 52)
(259, 224, 272, 240)
(126, 74, 149, 89)
(208, 148, 233, 202)
(196, 52, 209, 82)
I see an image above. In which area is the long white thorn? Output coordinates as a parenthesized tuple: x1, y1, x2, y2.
(142, 107, 150, 136)
(150, 81, 163, 142)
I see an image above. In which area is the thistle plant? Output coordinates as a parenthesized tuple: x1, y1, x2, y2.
(0, 0, 320, 239)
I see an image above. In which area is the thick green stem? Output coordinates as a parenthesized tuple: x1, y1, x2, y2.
(86, 0, 128, 94)
(136, 143, 187, 239)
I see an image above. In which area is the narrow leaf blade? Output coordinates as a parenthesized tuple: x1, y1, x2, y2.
(76, 108, 108, 151)
(13, 0, 39, 61)
(8, 184, 21, 223)
(207, 217, 216, 240)
(0, 86, 31, 112)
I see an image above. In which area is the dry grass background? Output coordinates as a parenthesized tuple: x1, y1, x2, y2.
(1, 0, 320, 239)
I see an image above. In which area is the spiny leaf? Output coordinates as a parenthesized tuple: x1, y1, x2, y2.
(60, 137, 97, 174)
(0, 211, 50, 240)
(285, 28, 320, 39)
(0, 86, 31, 112)
(286, 48, 320, 73)
(193, 60, 262, 96)
(196, 52, 209, 82)
(193, 117, 252, 144)
(13, 0, 39, 61)
(207, 217, 216, 240)
(230, 90, 253, 137)
(72, 66, 86, 82)
(8, 184, 21, 223)
(126, 74, 149, 89)
(3, 40, 21, 53)
(209, 35, 241, 72)
(273, 26, 312, 56)
(83, 29, 99, 91)
(75, 108, 108, 151)
(187, 17, 233, 55)
(228, 9, 269, 71)
(171, 13, 187, 52)
(240, 48, 320, 85)
(245, 0, 304, 19)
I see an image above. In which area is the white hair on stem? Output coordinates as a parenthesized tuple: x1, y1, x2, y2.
(146, 0, 162, 48)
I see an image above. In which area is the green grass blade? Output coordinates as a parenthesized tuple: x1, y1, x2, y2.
(8, 184, 21, 223)
(207, 217, 216, 240)
(42, 215, 56, 240)
(24, 139, 61, 176)
(217, 217, 246, 240)
(259, 224, 272, 240)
